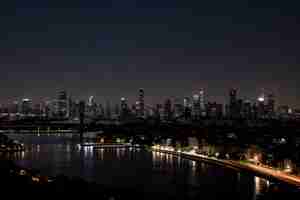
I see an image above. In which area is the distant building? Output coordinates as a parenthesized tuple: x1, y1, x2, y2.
(164, 99, 172, 121)
(138, 88, 145, 118)
(120, 97, 129, 119)
(54, 90, 68, 119)
(21, 98, 32, 116)
(242, 100, 252, 119)
(105, 100, 112, 119)
(278, 105, 290, 118)
(33, 103, 42, 116)
(206, 102, 223, 119)
(183, 97, 192, 120)
(173, 98, 184, 118)
(199, 89, 206, 117)
(86, 96, 98, 118)
(10, 101, 19, 114)
(155, 104, 163, 120)
(266, 93, 275, 118)
(192, 94, 201, 120)
(229, 88, 238, 119)
(114, 104, 120, 118)
(257, 95, 265, 119)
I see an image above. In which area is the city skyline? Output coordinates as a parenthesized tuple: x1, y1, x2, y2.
(0, 86, 294, 108)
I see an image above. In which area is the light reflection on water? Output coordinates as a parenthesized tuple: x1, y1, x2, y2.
(1, 134, 281, 200)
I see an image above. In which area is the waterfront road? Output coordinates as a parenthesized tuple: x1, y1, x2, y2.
(152, 146, 300, 189)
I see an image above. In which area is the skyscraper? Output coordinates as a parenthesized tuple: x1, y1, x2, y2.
(266, 93, 275, 118)
(11, 101, 19, 114)
(229, 88, 239, 119)
(242, 100, 252, 119)
(164, 98, 172, 121)
(257, 94, 265, 119)
(114, 103, 120, 117)
(199, 89, 206, 117)
(88, 96, 95, 107)
(120, 97, 129, 119)
(206, 102, 223, 119)
(21, 98, 32, 116)
(105, 100, 111, 119)
(57, 90, 68, 119)
(183, 97, 192, 120)
(155, 104, 163, 120)
(173, 98, 183, 118)
(138, 88, 145, 118)
(192, 94, 201, 120)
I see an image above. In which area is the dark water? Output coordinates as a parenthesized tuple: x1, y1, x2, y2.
(4, 134, 280, 200)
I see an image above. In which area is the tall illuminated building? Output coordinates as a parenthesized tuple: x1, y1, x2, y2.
(192, 94, 201, 120)
(257, 94, 265, 119)
(199, 89, 206, 117)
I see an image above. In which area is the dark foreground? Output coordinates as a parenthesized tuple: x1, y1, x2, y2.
(1, 159, 300, 200)
(0, 160, 146, 199)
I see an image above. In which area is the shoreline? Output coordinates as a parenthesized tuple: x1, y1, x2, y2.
(150, 147, 300, 189)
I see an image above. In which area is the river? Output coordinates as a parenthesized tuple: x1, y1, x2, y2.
(2, 133, 290, 200)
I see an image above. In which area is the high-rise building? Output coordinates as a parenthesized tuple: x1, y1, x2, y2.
(21, 98, 32, 116)
(33, 103, 42, 116)
(266, 93, 275, 118)
(68, 96, 75, 119)
(56, 90, 68, 119)
(138, 88, 145, 118)
(229, 88, 238, 119)
(206, 102, 223, 119)
(99, 103, 105, 117)
(173, 98, 184, 118)
(242, 100, 252, 119)
(114, 103, 120, 117)
(120, 97, 129, 119)
(86, 96, 98, 118)
(11, 101, 19, 114)
(44, 100, 52, 119)
(155, 104, 163, 120)
(199, 89, 206, 117)
(88, 96, 95, 107)
(257, 95, 265, 119)
(164, 99, 172, 121)
(183, 97, 192, 120)
(192, 94, 201, 120)
(105, 100, 111, 119)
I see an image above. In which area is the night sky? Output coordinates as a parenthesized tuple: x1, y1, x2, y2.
(0, 0, 300, 107)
